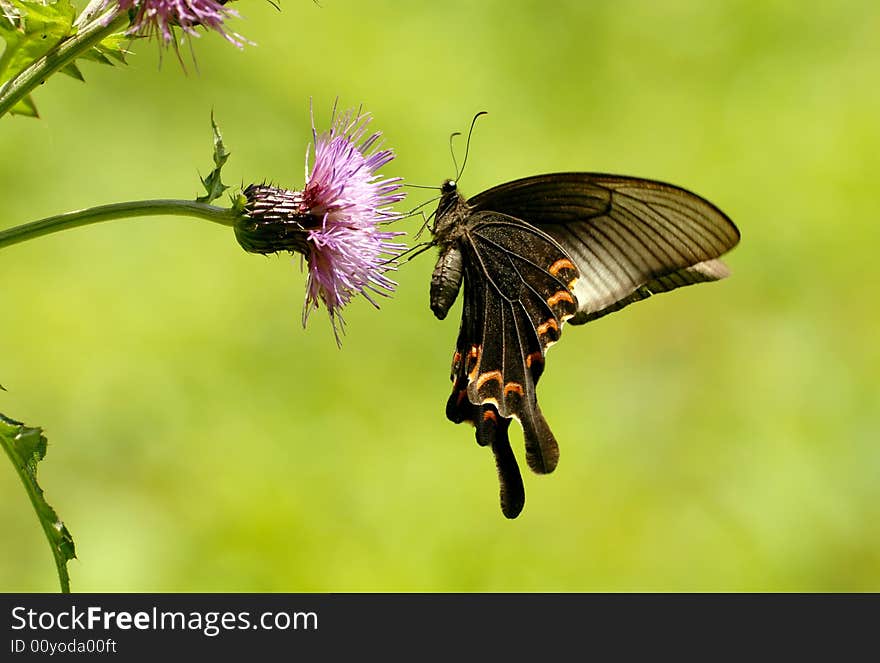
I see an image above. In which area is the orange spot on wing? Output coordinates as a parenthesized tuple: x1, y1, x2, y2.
(480, 396, 500, 409)
(526, 351, 543, 368)
(537, 319, 559, 337)
(476, 370, 503, 390)
(482, 409, 497, 423)
(547, 290, 575, 307)
(549, 258, 577, 276)
(504, 382, 524, 397)
(466, 345, 481, 379)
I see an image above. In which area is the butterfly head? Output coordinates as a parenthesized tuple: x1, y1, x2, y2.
(437, 179, 460, 216)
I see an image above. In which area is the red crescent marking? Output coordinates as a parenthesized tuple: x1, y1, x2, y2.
(475, 370, 503, 390)
(549, 258, 577, 276)
(547, 290, 575, 307)
(504, 382, 524, 397)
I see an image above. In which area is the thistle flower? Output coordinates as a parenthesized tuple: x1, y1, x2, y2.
(237, 106, 406, 342)
(109, 0, 247, 49)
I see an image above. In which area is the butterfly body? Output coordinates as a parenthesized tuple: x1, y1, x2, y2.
(429, 181, 469, 319)
(428, 173, 740, 518)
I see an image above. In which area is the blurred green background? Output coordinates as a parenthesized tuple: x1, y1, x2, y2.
(2, 0, 879, 591)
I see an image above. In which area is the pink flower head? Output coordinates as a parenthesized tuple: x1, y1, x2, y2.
(111, 0, 246, 49)
(237, 105, 407, 343)
(299, 106, 406, 340)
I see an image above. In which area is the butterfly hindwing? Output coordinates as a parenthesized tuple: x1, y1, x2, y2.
(444, 258, 525, 518)
(575, 258, 731, 324)
(458, 212, 579, 475)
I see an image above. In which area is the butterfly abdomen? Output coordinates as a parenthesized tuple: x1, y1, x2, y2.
(430, 244, 464, 320)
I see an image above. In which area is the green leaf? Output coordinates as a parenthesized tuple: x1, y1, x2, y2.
(0, 1, 128, 119)
(0, 0, 77, 116)
(0, 413, 76, 592)
(92, 31, 130, 64)
(0, 0, 16, 24)
(78, 29, 130, 65)
(78, 46, 112, 65)
(197, 113, 232, 204)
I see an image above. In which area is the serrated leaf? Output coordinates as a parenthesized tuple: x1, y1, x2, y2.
(0, 0, 77, 83)
(197, 113, 232, 204)
(77, 30, 130, 65)
(94, 31, 130, 64)
(0, 0, 127, 119)
(78, 46, 112, 65)
(1, 413, 76, 593)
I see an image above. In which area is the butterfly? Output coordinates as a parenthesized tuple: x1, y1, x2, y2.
(428, 169, 740, 518)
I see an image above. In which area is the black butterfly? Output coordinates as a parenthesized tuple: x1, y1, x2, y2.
(429, 171, 740, 518)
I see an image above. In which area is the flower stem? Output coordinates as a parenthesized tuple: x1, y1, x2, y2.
(0, 10, 128, 119)
(0, 200, 240, 250)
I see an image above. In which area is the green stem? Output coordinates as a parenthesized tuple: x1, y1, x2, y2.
(0, 200, 240, 249)
(0, 10, 128, 119)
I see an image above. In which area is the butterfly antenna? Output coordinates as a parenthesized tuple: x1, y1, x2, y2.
(456, 111, 488, 182)
(448, 131, 462, 177)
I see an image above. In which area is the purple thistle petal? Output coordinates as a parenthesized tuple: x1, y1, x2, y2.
(108, 0, 247, 48)
(300, 106, 407, 340)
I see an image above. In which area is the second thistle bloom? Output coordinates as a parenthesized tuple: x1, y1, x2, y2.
(237, 107, 406, 339)
(110, 0, 246, 48)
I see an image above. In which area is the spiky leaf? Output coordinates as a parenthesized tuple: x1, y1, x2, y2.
(0, 1, 128, 119)
(0, 413, 76, 592)
(78, 29, 130, 65)
(0, 0, 77, 116)
(197, 113, 232, 204)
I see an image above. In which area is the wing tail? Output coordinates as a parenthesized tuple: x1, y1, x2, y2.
(475, 406, 525, 518)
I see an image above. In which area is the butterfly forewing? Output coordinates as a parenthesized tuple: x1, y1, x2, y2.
(468, 174, 740, 322)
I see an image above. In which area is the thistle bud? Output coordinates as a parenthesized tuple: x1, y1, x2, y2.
(236, 185, 311, 255)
